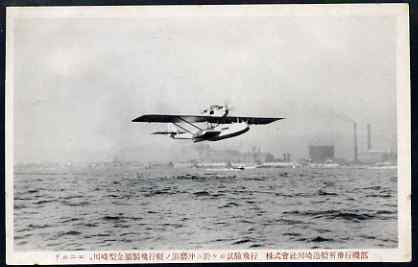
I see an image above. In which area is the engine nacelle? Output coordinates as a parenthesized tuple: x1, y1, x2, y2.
(201, 104, 229, 117)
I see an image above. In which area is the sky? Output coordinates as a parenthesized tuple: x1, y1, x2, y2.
(12, 8, 398, 163)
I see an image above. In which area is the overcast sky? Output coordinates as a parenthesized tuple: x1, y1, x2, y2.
(12, 8, 398, 163)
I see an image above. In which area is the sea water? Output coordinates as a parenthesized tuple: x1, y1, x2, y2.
(13, 166, 397, 251)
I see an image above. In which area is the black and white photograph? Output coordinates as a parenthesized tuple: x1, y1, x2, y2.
(5, 4, 411, 264)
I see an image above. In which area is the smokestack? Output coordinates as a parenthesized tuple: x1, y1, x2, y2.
(367, 123, 372, 151)
(353, 122, 358, 162)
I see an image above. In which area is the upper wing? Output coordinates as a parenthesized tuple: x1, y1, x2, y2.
(132, 114, 284, 125)
(132, 114, 209, 123)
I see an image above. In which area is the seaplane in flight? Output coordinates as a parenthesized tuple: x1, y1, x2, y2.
(132, 104, 284, 142)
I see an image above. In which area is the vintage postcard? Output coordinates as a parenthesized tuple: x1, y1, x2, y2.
(5, 4, 411, 264)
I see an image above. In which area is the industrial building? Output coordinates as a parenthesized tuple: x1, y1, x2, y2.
(309, 145, 335, 163)
(357, 123, 397, 164)
(358, 150, 395, 164)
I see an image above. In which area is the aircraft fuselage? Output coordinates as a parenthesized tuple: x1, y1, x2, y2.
(172, 122, 250, 142)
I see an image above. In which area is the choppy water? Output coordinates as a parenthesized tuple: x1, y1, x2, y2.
(14, 167, 397, 251)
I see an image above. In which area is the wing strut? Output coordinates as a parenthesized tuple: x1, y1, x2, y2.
(172, 122, 193, 134)
(177, 117, 202, 131)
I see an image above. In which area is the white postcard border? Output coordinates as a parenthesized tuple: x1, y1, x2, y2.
(5, 4, 411, 264)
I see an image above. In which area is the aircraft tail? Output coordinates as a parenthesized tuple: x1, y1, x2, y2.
(152, 131, 185, 135)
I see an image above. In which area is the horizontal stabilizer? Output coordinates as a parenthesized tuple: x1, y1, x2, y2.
(152, 131, 185, 135)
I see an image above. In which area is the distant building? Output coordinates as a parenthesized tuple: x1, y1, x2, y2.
(193, 144, 280, 163)
(265, 153, 276, 162)
(358, 150, 397, 164)
(309, 145, 335, 163)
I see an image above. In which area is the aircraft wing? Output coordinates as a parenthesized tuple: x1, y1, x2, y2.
(132, 114, 284, 125)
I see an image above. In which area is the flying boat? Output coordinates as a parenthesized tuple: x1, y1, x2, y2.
(132, 105, 284, 142)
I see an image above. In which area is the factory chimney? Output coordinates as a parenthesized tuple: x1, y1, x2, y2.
(367, 123, 372, 151)
(353, 122, 358, 162)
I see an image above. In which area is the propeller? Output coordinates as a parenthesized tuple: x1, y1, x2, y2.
(200, 102, 235, 116)
(223, 100, 235, 117)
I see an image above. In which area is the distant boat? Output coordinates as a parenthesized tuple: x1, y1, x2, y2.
(204, 163, 257, 171)
(257, 162, 296, 168)
(308, 163, 340, 168)
(227, 162, 258, 170)
(205, 168, 242, 172)
(368, 163, 397, 169)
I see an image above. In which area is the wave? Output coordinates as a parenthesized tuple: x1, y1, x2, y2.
(274, 193, 294, 197)
(274, 218, 307, 225)
(283, 209, 378, 222)
(14, 196, 33, 201)
(295, 236, 336, 243)
(14, 203, 28, 210)
(56, 230, 81, 238)
(276, 190, 339, 197)
(362, 186, 382, 190)
(210, 238, 234, 242)
(283, 232, 302, 237)
(60, 218, 80, 223)
(366, 194, 392, 198)
(317, 189, 338, 196)
(120, 232, 137, 237)
(102, 215, 143, 221)
(114, 224, 130, 229)
(193, 191, 211, 196)
(33, 199, 55, 205)
(25, 189, 40, 194)
(27, 223, 51, 229)
(219, 202, 240, 208)
(359, 235, 376, 240)
(239, 219, 254, 224)
(232, 238, 253, 245)
(91, 233, 111, 237)
(315, 228, 332, 233)
(61, 195, 84, 200)
(210, 193, 225, 198)
(175, 174, 205, 180)
(15, 233, 32, 240)
(103, 215, 123, 221)
(77, 222, 98, 228)
(311, 236, 335, 242)
(144, 190, 177, 197)
(161, 223, 183, 229)
(376, 210, 396, 215)
(61, 200, 90, 207)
